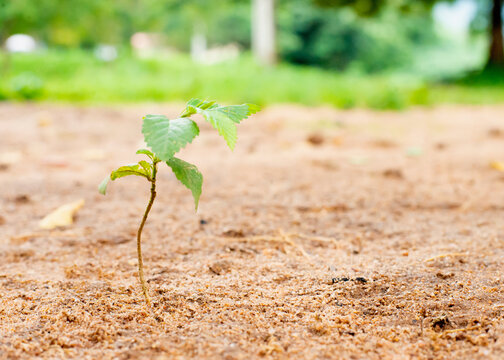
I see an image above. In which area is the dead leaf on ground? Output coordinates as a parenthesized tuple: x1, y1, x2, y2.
(490, 161, 504, 172)
(39, 199, 85, 230)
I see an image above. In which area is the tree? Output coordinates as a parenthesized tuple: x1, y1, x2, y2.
(489, 0, 504, 65)
(252, 0, 277, 65)
(313, 0, 504, 67)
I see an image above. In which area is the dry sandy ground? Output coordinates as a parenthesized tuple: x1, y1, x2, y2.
(0, 103, 504, 359)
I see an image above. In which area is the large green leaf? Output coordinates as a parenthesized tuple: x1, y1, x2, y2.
(142, 115, 200, 161)
(182, 99, 259, 150)
(111, 164, 150, 180)
(166, 157, 203, 210)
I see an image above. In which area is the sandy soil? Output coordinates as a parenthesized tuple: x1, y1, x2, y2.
(0, 102, 504, 359)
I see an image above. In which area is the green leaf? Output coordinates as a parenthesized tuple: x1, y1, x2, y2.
(182, 99, 259, 150)
(136, 148, 154, 160)
(138, 160, 152, 175)
(142, 115, 200, 161)
(180, 98, 216, 117)
(111, 164, 150, 180)
(166, 157, 203, 210)
(98, 176, 110, 195)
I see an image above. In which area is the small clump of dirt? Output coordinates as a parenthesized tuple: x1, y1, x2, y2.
(306, 133, 325, 146)
(221, 229, 245, 238)
(209, 260, 233, 275)
(330, 277, 369, 284)
(436, 271, 455, 280)
(382, 168, 404, 179)
(487, 128, 502, 137)
(431, 315, 452, 331)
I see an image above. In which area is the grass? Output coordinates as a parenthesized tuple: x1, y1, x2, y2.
(428, 66, 504, 105)
(1, 49, 503, 109)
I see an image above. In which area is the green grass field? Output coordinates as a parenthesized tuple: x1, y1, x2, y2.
(1, 49, 503, 109)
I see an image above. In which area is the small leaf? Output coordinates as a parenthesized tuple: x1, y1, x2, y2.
(39, 199, 85, 230)
(138, 160, 152, 175)
(166, 157, 203, 210)
(111, 164, 150, 180)
(183, 99, 259, 150)
(98, 176, 110, 195)
(136, 148, 154, 160)
(142, 115, 200, 161)
(181, 98, 217, 117)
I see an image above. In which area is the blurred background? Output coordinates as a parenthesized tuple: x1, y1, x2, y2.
(0, 0, 503, 109)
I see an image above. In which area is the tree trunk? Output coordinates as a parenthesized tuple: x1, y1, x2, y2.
(488, 0, 504, 66)
(252, 0, 276, 66)
(0, 28, 10, 75)
(191, 22, 207, 63)
(1, 49, 10, 76)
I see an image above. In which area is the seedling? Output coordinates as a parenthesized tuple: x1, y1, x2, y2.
(99, 99, 259, 305)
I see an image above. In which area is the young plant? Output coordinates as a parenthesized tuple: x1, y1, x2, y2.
(98, 99, 259, 305)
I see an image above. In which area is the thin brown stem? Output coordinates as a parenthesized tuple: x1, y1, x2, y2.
(137, 162, 158, 306)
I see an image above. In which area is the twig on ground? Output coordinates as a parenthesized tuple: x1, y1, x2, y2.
(443, 325, 480, 334)
(288, 232, 339, 245)
(424, 253, 469, 262)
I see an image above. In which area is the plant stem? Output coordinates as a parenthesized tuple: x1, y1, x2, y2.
(137, 162, 158, 306)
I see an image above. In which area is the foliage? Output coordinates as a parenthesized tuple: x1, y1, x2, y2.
(0, 0, 168, 46)
(312, 0, 504, 67)
(0, 0, 445, 72)
(9, 72, 44, 100)
(278, 1, 438, 72)
(100, 98, 258, 207)
(4, 49, 503, 109)
(99, 99, 258, 304)
(312, 0, 454, 15)
(1, 49, 441, 110)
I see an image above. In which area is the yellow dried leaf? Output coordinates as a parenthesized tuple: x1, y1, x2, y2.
(37, 112, 54, 127)
(490, 161, 504, 172)
(39, 199, 85, 230)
